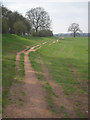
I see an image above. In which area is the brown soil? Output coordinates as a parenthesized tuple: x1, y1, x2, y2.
(3, 45, 52, 118)
(39, 55, 78, 118)
(68, 63, 88, 90)
(15, 50, 25, 71)
(67, 62, 88, 117)
(3, 40, 88, 118)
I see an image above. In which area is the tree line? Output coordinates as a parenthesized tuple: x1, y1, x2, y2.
(2, 6, 53, 37)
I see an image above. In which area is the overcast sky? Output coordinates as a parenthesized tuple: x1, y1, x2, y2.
(1, 0, 88, 34)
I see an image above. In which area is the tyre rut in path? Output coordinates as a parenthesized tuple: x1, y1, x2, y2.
(16, 49, 27, 71)
(23, 49, 52, 118)
(3, 45, 52, 118)
(38, 55, 78, 118)
(3, 48, 27, 118)
(3, 40, 66, 118)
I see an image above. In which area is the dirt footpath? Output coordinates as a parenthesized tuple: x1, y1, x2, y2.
(22, 50, 52, 117)
(39, 55, 78, 118)
(3, 45, 52, 118)
(3, 40, 87, 118)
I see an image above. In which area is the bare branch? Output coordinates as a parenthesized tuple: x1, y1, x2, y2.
(26, 7, 51, 32)
(68, 23, 82, 37)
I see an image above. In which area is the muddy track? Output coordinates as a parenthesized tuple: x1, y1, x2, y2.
(38, 55, 78, 118)
(3, 44, 52, 118)
(3, 39, 78, 118)
(22, 49, 52, 118)
(35, 40, 88, 118)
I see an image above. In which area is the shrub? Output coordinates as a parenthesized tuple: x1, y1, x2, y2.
(32, 30, 53, 37)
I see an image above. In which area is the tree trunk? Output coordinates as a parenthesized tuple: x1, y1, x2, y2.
(74, 32, 75, 37)
(36, 27, 38, 32)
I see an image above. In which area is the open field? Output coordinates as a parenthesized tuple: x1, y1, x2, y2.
(37, 37, 88, 92)
(2, 34, 88, 118)
(2, 34, 56, 107)
(29, 37, 88, 117)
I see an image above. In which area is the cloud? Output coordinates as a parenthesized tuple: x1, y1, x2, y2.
(2, 0, 88, 33)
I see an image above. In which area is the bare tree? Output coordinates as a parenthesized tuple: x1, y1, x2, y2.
(26, 7, 51, 32)
(68, 23, 82, 37)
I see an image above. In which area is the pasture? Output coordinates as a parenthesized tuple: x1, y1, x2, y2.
(29, 37, 88, 117)
(2, 34, 88, 118)
(2, 34, 55, 107)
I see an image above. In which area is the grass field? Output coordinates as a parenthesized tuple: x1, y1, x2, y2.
(37, 37, 88, 94)
(20, 53, 25, 77)
(2, 34, 56, 107)
(29, 37, 88, 117)
(29, 37, 88, 93)
(2, 34, 88, 117)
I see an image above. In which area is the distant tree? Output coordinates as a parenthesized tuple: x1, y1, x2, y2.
(26, 7, 51, 32)
(68, 23, 82, 37)
(13, 20, 27, 35)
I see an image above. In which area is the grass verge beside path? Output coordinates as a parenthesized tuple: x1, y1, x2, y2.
(2, 34, 31, 107)
(37, 37, 88, 95)
(3, 34, 55, 107)
(29, 51, 70, 118)
(29, 51, 59, 113)
(3, 34, 88, 117)
(37, 37, 88, 118)
(29, 52, 45, 81)
(20, 53, 25, 77)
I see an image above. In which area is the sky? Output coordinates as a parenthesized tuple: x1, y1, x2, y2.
(1, 0, 88, 34)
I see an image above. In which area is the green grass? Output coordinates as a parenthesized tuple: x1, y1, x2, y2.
(44, 81, 60, 114)
(45, 92, 54, 111)
(75, 107, 84, 118)
(2, 34, 55, 107)
(2, 34, 31, 107)
(45, 82, 59, 98)
(25, 48, 30, 51)
(34, 45, 40, 49)
(37, 37, 88, 95)
(28, 37, 88, 117)
(29, 51, 45, 81)
(29, 51, 59, 113)
(20, 53, 25, 77)
(36, 37, 88, 117)
(59, 106, 69, 118)
(2, 34, 88, 117)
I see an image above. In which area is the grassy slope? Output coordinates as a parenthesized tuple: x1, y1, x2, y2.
(29, 37, 88, 117)
(20, 53, 25, 77)
(29, 52, 45, 81)
(2, 35, 88, 117)
(37, 37, 88, 95)
(2, 34, 54, 107)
